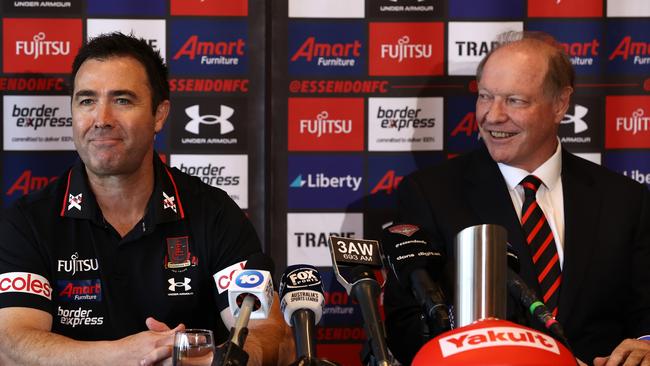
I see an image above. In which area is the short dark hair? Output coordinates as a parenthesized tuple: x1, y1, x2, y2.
(476, 31, 575, 98)
(71, 32, 169, 114)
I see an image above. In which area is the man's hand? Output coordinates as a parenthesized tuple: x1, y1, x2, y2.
(135, 317, 185, 366)
(593, 339, 650, 366)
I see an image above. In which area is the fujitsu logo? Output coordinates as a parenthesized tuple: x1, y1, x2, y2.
(299, 111, 352, 138)
(184, 105, 234, 135)
(616, 108, 649, 135)
(380, 36, 431, 63)
(16, 32, 70, 60)
(290, 37, 362, 62)
(57, 253, 99, 276)
(608, 36, 650, 64)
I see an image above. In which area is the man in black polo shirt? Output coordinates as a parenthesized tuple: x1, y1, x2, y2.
(0, 33, 291, 365)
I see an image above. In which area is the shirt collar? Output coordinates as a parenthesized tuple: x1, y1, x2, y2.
(59, 153, 185, 225)
(497, 138, 563, 192)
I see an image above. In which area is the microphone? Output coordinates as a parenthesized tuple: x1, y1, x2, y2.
(380, 223, 451, 337)
(506, 245, 571, 350)
(329, 236, 390, 366)
(279, 265, 325, 362)
(215, 253, 275, 366)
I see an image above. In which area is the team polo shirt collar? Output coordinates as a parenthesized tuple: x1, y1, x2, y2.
(59, 154, 185, 226)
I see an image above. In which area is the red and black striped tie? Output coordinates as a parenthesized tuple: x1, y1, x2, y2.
(520, 175, 561, 316)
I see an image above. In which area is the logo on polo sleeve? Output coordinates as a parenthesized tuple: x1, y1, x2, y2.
(0, 272, 52, 300)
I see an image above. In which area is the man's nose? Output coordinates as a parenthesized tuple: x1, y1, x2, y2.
(485, 99, 507, 123)
(94, 102, 114, 128)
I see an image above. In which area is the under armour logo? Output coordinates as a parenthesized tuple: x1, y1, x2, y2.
(67, 193, 83, 211)
(168, 277, 191, 292)
(561, 104, 588, 134)
(184, 105, 234, 135)
(163, 192, 177, 213)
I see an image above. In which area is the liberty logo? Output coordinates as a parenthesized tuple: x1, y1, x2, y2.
(184, 105, 234, 135)
(290, 175, 306, 188)
(562, 104, 588, 134)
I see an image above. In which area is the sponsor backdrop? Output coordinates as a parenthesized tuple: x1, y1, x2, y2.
(0, 0, 649, 365)
(271, 0, 650, 364)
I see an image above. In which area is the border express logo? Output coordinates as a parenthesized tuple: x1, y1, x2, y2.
(169, 97, 246, 153)
(87, 19, 166, 61)
(448, 22, 523, 76)
(368, 97, 443, 151)
(605, 96, 650, 149)
(288, 155, 363, 209)
(369, 22, 444, 76)
(170, 0, 247, 16)
(449, 0, 524, 18)
(287, 213, 363, 267)
(170, 154, 248, 209)
(528, 0, 602, 17)
(288, 22, 365, 76)
(606, 20, 650, 76)
(3, 96, 74, 151)
(3, 18, 81, 74)
(170, 19, 247, 76)
(526, 21, 603, 76)
(604, 152, 650, 189)
(288, 98, 364, 151)
(86, 0, 166, 16)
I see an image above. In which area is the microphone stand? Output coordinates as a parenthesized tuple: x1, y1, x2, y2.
(213, 296, 254, 366)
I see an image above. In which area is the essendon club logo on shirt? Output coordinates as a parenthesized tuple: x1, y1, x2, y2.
(527, 0, 602, 17)
(369, 22, 444, 76)
(3, 18, 82, 73)
(170, 0, 247, 16)
(288, 98, 364, 151)
(605, 96, 650, 149)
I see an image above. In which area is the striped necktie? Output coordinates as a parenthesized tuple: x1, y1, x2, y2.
(520, 175, 562, 316)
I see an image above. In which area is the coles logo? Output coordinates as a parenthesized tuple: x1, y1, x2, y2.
(3, 18, 81, 73)
(527, 0, 602, 17)
(369, 22, 444, 76)
(288, 22, 365, 76)
(606, 21, 650, 75)
(213, 260, 247, 294)
(170, 0, 247, 16)
(288, 98, 364, 151)
(170, 19, 247, 76)
(605, 96, 650, 149)
(0, 272, 52, 300)
(57, 279, 102, 302)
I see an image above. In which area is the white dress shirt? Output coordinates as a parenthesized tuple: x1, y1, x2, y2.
(497, 140, 565, 269)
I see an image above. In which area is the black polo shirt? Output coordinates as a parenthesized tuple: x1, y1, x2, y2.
(0, 154, 261, 343)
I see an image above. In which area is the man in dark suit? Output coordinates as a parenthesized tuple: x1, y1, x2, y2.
(384, 31, 650, 366)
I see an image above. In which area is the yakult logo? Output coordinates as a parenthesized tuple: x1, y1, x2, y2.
(299, 111, 352, 138)
(57, 253, 99, 276)
(16, 32, 70, 60)
(438, 326, 560, 357)
(380, 36, 431, 63)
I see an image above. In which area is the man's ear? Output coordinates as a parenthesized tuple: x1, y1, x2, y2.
(553, 86, 573, 125)
(154, 100, 170, 133)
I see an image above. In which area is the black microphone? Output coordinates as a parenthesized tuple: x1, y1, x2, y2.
(279, 265, 324, 361)
(214, 253, 275, 366)
(506, 245, 571, 350)
(329, 236, 390, 366)
(381, 223, 451, 337)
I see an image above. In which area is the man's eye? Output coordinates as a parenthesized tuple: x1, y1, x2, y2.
(115, 98, 131, 105)
(78, 99, 94, 106)
(507, 98, 527, 105)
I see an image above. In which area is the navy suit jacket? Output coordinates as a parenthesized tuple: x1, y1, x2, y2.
(384, 146, 650, 364)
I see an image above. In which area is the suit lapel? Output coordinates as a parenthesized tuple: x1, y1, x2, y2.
(556, 150, 600, 324)
(463, 148, 540, 290)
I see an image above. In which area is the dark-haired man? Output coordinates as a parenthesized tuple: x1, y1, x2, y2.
(384, 31, 650, 366)
(0, 33, 291, 366)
